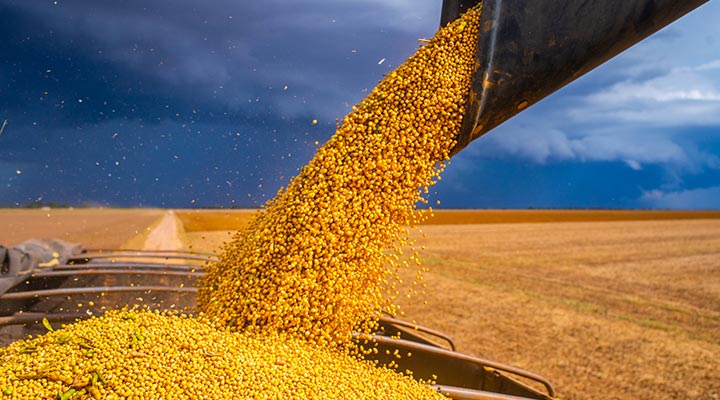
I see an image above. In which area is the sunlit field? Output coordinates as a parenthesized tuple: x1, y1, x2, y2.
(0, 209, 163, 248)
(2, 208, 719, 399)
(174, 209, 720, 400)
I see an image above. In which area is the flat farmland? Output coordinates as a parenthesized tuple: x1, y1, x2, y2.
(175, 209, 257, 232)
(396, 219, 720, 400)
(0, 208, 163, 248)
(421, 208, 720, 224)
(180, 209, 720, 400)
(3, 208, 718, 399)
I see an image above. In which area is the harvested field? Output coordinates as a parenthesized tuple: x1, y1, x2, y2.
(422, 209, 720, 224)
(174, 208, 720, 231)
(0, 208, 163, 249)
(175, 209, 257, 253)
(395, 219, 720, 400)
(3, 209, 718, 399)
(180, 210, 720, 400)
(175, 209, 257, 232)
(185, 230, 233, 254)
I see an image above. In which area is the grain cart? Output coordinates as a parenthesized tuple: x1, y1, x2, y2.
(0, 0, 709, 398)
(1, 239, 556, 399)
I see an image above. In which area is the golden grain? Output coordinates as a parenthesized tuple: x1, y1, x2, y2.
(198, 5, 481, 348)
(2, 6, 482, 398)
(0, 309, 445, 399)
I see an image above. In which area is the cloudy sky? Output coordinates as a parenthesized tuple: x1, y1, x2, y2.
(1, 0, 718, 209)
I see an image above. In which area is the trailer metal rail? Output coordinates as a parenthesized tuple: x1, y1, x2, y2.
(1, 239, 555, 400)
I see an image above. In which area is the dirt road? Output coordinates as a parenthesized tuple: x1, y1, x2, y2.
(142, 210, 183, 251)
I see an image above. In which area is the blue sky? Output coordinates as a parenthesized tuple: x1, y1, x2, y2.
(0, 0, 718, 209)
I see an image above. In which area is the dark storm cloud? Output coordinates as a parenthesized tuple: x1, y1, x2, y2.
(0, 113, 321, 207)
(1, 0, 718, 209)
(7, 0, 439, 119)
(0, 0, 442, 207)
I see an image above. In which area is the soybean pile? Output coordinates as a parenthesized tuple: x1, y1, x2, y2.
(1, 6, 481, 399)
(0, 310, 443, 399)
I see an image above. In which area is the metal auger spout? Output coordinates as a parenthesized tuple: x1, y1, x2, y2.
(441, 0, 710, 155)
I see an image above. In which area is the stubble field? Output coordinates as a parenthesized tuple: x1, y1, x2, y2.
(178, 209, 720, 400)
(0, 208, 163, 248)
(1, 208, 718, 399)
(396, 218, 720, 400)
